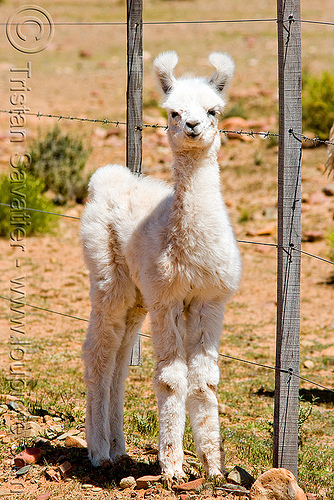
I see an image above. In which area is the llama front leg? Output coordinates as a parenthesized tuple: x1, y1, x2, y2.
(185, 298, 226, 477)
(83, 309, 126, 466)
(150, 304, 188, 481)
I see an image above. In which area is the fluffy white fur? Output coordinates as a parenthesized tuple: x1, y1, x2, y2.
(81, 51, 242, 482)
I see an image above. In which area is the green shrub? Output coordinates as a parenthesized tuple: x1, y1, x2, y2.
(327, 231, 334, 263)
(302, 71, 334, 140)
(27, 125, 91, 205)
(0, 172, 58, 237)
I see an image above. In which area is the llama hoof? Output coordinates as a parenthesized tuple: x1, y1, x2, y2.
(208, 473, 226, 487)
(114, 454, 135, 468)
(101, 459, 113, 468)
(161, 471, 187, 490)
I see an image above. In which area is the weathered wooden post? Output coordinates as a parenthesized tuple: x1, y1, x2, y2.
(273, 0, 302, 477)
(127, 0, 143, 364)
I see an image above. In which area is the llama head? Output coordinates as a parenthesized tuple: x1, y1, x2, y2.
(154, 51, 234, 154)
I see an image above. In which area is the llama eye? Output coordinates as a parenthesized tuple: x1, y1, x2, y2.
(208, 109, 218, 117)
(171, 111, 179, 119)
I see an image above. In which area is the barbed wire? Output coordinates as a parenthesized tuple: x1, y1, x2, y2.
(0, 17, 333, 27)
(0, 293, 332, 394)
(1, 203, 333, 266)
(1, 109, 334, 147)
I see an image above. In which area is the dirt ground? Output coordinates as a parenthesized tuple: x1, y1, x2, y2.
(0, 0, 333, 498)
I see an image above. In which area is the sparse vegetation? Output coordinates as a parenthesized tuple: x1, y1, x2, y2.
(27, 126, 91, 205)
(302, 71, 334, 140)
(0, 172, 58, 237)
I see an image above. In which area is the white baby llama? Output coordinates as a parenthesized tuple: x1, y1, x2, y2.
(81, 51, 241, 483)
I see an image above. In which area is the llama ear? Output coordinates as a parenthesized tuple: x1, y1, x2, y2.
(209, 52, 235, 92)
(154, 51, 178, 95)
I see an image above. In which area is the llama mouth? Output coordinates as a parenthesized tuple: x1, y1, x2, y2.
(185, 131, 202, 139)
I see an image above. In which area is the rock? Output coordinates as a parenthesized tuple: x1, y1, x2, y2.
(43, 415, 54, 425)
(173, 478, 204, 492)
(57, 428, 80, 440)
(15, 464, 31, 476)
(250, 468, 307, 500)
(307, 192, 327, 205)
(220, 117, 253, 141)
(218, 403, 233, 417)
(303, 360, 315, 369)
(120, 476, 136, 489)
(323, 184, 334, 197)
(13, 447, 42, 467)
(218, 483, 249, 496)
(0, 490, 11, 497)
(10, 421, 43, 439)
(0, 431, 7, 440)
(180, 495, 190, 500)
(301, 231, 324, 242)
(45, 467, 61, 482)
(65, 435, 87, 448)
(34, 437, 51, 447)
(0, 404, 8, 415)
(58, 461, 72, 476)
(227, 466, 256, 488)
(82, 484, 93, 489)
(136, 475, 162, 490)
(143, 443, 159, 455)
(35, 493, 51, 500)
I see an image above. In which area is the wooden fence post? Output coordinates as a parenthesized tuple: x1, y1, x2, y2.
(127, 0, 143, 365)
(273, 0, 302, 478)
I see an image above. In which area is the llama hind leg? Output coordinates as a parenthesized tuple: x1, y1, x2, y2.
(108, 300, 147, 462)
(83, 307, 127, 466)
(185, 299, 226, 477)
(150, 304, 188, 481)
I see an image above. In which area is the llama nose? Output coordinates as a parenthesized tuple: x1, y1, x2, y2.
(185, 120, 201, 136)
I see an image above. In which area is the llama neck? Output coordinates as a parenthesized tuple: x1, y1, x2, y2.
(172, 151, 222, 207)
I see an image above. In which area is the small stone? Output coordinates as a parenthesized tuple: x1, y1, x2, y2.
(301, 231, 324, 242)
(180, 495, 190, 500)
(219, 483, 249, 496)
(227, 466, 256, 488)
(173, 478, 204, 492)
(82, 484, 93, 489)
(136, 475, 162, 490)
(15, 464, 31, 476)
(308, 192, 327, 205)
(303, 360, 315, 369)
(218, 403, 233, 417)
(257, 226, 275, 236)
(45, 467, 61, 482)
(57, 428, 80, 440)
(65, 435, 87, 448)
(322, 184, 334, 197)
(35, 493, 51, 500)
(14, 447, 42, 467)
(92, 487, 103, 492)
(58, 461, 72, 476)
(43, 415, 54, 425)
(0, 490, 11, 497)
(120, 476, 136, 489)
(250, 468, 307, 500)
(143, 443, 159, 455)
(34, 437, 51, 447)
(10, 421, 43, 439)
(0, 404, 8, 415)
